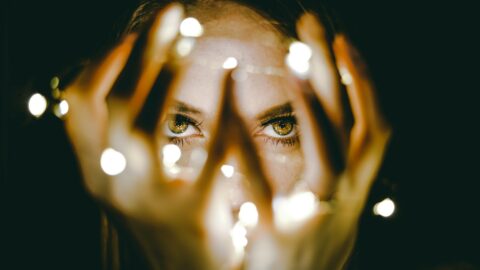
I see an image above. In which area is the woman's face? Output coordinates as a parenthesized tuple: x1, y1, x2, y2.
(160, 4, 304, 201)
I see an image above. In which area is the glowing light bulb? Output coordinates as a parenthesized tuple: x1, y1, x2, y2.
(179, 17, 203, 37)
(221, 164, 235, 178)
(339, 67, 353, 85)
(50, 76, 60, 89)
(54, 100, 69, 118)
(286, 41, 312, 77)
(222, 57, 238, 69)
(28, 93, 47, 117)
(230, 221, 248, 250)
(273, 191, 318, 231)
(238, 202, 258, 228)
(373, 198, 395, 218)
(162, 144, 182, 167)
(100, 148, 127, 176)
(176, 37, 195, 57)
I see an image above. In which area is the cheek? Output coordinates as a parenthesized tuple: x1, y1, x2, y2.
(259, 148, 304, 194)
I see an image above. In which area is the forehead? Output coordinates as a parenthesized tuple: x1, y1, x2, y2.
(171, 9, 293, 119)
(173, 38, 291, 118)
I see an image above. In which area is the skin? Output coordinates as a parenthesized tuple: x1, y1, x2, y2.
(62, 2, 391, 270)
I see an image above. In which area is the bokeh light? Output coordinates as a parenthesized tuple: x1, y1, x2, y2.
(222, 57, 238, 69)
(100, 148, 127, 176)
(238, 201, 258, 228)
(273, 191, 318, 231)
(373, 198, 395, 218)
(179, 17, 203, 37)
(286, 41, 312, 77)
(28, 93, 47, 117)
(162, 144, 182, 167)
(221, 164, 235, 178)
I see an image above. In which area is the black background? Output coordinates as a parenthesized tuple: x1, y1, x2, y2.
(2, 0, 479, 269)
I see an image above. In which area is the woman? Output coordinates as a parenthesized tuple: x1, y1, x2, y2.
(62, 0, 391, 269)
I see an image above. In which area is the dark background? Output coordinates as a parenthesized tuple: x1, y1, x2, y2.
(2, 0, 479, 269)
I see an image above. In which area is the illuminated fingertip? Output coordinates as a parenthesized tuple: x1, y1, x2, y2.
(180, 17, 203, 37)
(28, 93, 48, 117)
(53, 100, 69, 118)
(222, 57, 238, 69)
(339, 67, 353, 85)
(221, 164, 235, 178)
(162, 144, 182, 167)
(238, 202, 259, 228)
(100, 148, 127, 176)
(373, 198, 395, 218)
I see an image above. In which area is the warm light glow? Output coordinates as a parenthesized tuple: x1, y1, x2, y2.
(176, 37, 196, 57)
(162, 144, 182, 167)
(100, 148, 127, 176)
(373, 198, 395, 217)
(50, 76, 60, 89)
(238, 202, 258, 228)
(339, 67, 353, 85)
(179, 17, 203, 37)
(221, 164, 235, 178)
(28, 93, 47, 117)
(230, 221, 248, 250)
(222, 57, 238, 69)
(273, 191, 318, 231)
(286, 41, 312, 77)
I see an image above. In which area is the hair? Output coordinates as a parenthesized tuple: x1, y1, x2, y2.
(100, 1, 341, 269)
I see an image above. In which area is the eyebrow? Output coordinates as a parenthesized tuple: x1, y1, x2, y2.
(255, 103, 293, 123)
(172, 100, 203, 115)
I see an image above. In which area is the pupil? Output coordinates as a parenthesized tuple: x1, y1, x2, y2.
(168, 116, 188, 134)
(273, 120, 293, 136)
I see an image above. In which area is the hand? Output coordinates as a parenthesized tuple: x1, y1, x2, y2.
(62, 4, 259, 269)
(244, 13, 392, 270)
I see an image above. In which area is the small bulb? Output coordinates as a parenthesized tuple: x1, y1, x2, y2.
(289, 41, 313, 61)
(28, 93, 48, 117)
(162, 144, 182, 167)
(176, 37, 196, 57)
(373, 198, 395, 218)
(54, 100, 69, 118)
(50, 76, 60, 90)
(100, 148, 127, 176)
(221, 164, 235, 178)
(238, 202, 258, 228)
(222, 57, 238, 69)
(230, 221, 248, 250)
(273, 191, 318, 231)
(286, 41, 312, 77)
(339, 67, 353, 85)
(179, 17, 203, 37)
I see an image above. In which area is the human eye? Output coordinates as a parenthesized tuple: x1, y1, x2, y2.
(257, 114, 299, 147)
(163, 114, 204, 145)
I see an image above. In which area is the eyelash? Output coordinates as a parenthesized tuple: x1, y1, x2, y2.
(165, 114, 299, 148)
(165, 114, 203, 146)
(258, 115, 299, 147)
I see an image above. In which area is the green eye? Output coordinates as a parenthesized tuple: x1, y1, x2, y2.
(168, 115, 189, 134)
(272, 120, 294, 136)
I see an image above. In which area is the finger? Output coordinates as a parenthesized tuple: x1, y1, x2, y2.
(196, 70, 273, 224)
(111, 3, 183, 119)
(332, 35, 391, 161)
(297, 13, 346, 134)
(286, 77, 341, 200)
